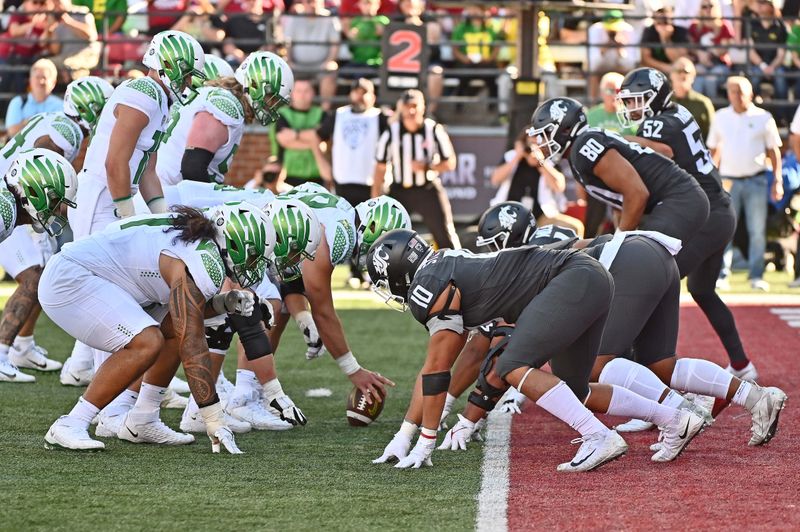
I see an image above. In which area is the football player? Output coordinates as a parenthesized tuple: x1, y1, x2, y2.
(367, 229, 696, 472)
(61, 30, 205, 387)
(528, 97, 709, 244)
(0, 150, 78, 381)
(618, 67, 759, 383)
(42, 202, 272, 452)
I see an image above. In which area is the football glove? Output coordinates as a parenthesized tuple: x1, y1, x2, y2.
(199, 402, 243, 454)
(471, 417, 487, 442)
(438, 414, 475, 451)
(372, 431, 412, 464)
(258, 298, 275, 329)
(211, 290, 255, 317)
(395, 436, 436, 469)
(302, 323, 325, 360)
(268, 394, 307, 426)
(498, 387, 527, 415)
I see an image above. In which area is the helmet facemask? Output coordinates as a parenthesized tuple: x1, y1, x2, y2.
(616, 89, 657, 128)
(11, 154, 76, 237)
(475, 230, 509, 252)
(248, 81, 289, 126)
(269, 202, 317, 281)
(371, 278, 409, 312)
(527, 122, 565, 164)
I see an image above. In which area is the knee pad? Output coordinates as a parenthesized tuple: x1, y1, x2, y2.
(476, 329, 513, 401)
(228, 308, 273, 361)
(598, 357, 640, 388)
(421, 371, 450, 396)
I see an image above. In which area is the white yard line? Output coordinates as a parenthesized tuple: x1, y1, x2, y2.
(476, 412, 513, 532)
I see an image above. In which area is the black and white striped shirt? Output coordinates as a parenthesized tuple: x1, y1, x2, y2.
(375, 118, 455, 188)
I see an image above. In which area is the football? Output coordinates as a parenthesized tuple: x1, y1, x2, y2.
(346, 387, 385, 426)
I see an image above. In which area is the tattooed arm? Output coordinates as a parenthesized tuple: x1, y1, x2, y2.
(0, 267, 42, 347)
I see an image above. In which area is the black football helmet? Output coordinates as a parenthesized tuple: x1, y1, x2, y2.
(617, 67, 673, 128)
(527, 97, 588, 164)
(528, 224, 579, 247)
(476, 201, 536, 251)
(366, 229, 432, 311)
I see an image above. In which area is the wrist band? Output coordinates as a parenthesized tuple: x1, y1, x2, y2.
(336, 351, 361, 375)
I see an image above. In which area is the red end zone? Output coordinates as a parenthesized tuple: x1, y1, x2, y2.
(506, 304, 799, 530)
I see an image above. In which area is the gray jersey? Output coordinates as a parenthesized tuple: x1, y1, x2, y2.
(408, 246, 578, 334)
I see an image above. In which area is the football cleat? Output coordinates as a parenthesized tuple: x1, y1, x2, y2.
(0, 356, 36, 383)
(726, 362, 759, 382)
(180, 405, 252, 434)
(651, 410, 706, 462)
(217, 372, 235, 401)
(45, 416, 105, 451)
(683, 393, 716, 419)
(169, 376, 191, 394)
(117, 412, 195, 445)
(613, 419, 654, 432)
(9, 343, 62, 371)
(95, 410, 128, 438)
(161, 387, 189, 409)
(557, 430, 628, 472)
(747, 385, 787, 446)
(59, 357, 93, 386)
(229, 401, 292, 431)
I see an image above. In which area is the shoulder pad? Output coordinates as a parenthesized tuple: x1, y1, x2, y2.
(124, 78, 164, 107)
(330, 218, 356, 265)
(0, 186, 17, 239)
(203, 87, 245, 127)
(196, 239, 226, 290)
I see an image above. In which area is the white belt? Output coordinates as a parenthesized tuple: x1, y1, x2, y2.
(597, 230, 682, 270)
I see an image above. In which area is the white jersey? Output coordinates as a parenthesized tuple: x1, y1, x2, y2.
(0, 112, 84, 177)
(277, 189, 356, 265)
(81, 77, 168, 193)
(133, 181, 274, 214)
(0, 180, 17, 242)
(157, 86, 246, 186)
(59, 213, 224, 307)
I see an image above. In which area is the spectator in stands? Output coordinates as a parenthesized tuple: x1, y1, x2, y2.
(689, 0, 735, 97)
(46, 0, 100, 81)
(586, 72, 635, 134)
(707, 76, 783, 291)
(373, 89, 460, 249)
(640, 6, 690, 73)
(4, 58, 62, 136)
(671, 57, 716, 139)
(396, 0, 444, 116)
(219, 0, 272, 63)
(345, 0, 390, 68)
(0, 0, 52, 95)
(748, 0, 788, 101)
(147, 0, 188, 35)
(273, 78, 331, 187)
(490, 129, 584, 236)
(282, 0, 340, 110)
(72, 0, 126, 35)
(586, 10, 638, 101)
(451, 5, 501, 108)
(171, 5, 226, 49)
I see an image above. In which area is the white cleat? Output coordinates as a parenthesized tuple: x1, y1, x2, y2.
(229, 401, 292, 431)
(0, 356, 36, 383)
(748, 385, 788, 446)
(216, 373, 234, 401)
(161, 388, 188, 409)
(169, 376, 191, 394)
(180, 407, 252, 434)
(613, 418, 654, 432)
(9, 343, 62, 372)
(117, 412, 195, 445)
(59, 357, 93, 386)
(651, 410, 706, 462)
(684, 393, 716, 419)
(557, 430, 627, 472)
(45, 416, 105, 451)
(95, 410, 128, 438)
(726, 362, 759, 383)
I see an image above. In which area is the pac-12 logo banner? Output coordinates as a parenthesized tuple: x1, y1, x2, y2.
(380, 23, 428, 93)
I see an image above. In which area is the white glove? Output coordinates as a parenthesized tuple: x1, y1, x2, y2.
(268, 394, 307, 426)
(302, 321, 325, 360)
(498, 388, 527, 415)
(113, 197, 135, 219)
(439, 393, 456, 430)
(395, 436, 436, 469)
(199, 402, 243, 454)
(438, 414, 476, 451)
(258, 298, 275, 329)
(471, 417, 487, 442)
(212, 290, 255, 317)
(372, 431, 412, 464)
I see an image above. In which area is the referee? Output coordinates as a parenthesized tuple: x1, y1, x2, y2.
(372, 90, 461, 249)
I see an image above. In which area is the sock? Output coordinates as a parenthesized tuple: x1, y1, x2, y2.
(70, 341, 94, 369)
(262, 378, 284, 402)
(670, 358, 733, 399)
(661, 390, 687, 409)
(535, 381, 608, 437)
(731, 381, 758, 410)
(730, 359, 750, 371)
(92, 349, 111, 371)
(443, 393, 456, 414)
(12, 335, 34, 351)
(101, 389, 139, 418)
(0, 344, 10, 362)
(130, 383, 167, 417)
(606, 385, 677, 427)
(598, 358, 670, 402)
(69, 397, 101, 428)
(228, 369, 259, 408)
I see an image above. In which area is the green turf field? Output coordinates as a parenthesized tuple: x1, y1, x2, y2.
(0, 280, 481, 531)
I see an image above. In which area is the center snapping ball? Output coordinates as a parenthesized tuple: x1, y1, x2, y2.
(346, 387, 385, 426)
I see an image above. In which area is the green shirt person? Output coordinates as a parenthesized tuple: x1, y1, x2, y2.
(669, 58, 715, 139)
(586, 72, 636, 134)
(451, 5, 500, 64)
(346, 0, 390, 66)
(72, 0, 127, 34)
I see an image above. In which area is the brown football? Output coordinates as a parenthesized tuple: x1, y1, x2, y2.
(346, 387, 385, 426)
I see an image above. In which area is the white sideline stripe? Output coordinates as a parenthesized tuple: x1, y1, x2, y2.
(786, 321, 800, 328)
(476, 412, 513, 532)
(769, 308, 800, 315)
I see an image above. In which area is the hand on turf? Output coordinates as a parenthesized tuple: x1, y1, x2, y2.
(302, 321, 326, 360)
(269, 394, 307, 426)
(471, 417, 487, 442)
(210, 427, 243, 454)
(439, 405, 452, 430)
(212, 290, 255, 317)
(395, 436, 436, 469)
(498, 388, 527, 415)
(438, 414, 475, 451)
(349, 368, 395, 405)
(372, 431, 412, 464)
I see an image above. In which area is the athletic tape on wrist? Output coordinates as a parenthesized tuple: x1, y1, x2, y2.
(420, 427, 437, 439)
(336, 351, 361, 375)
(399, 420, 419, 438)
